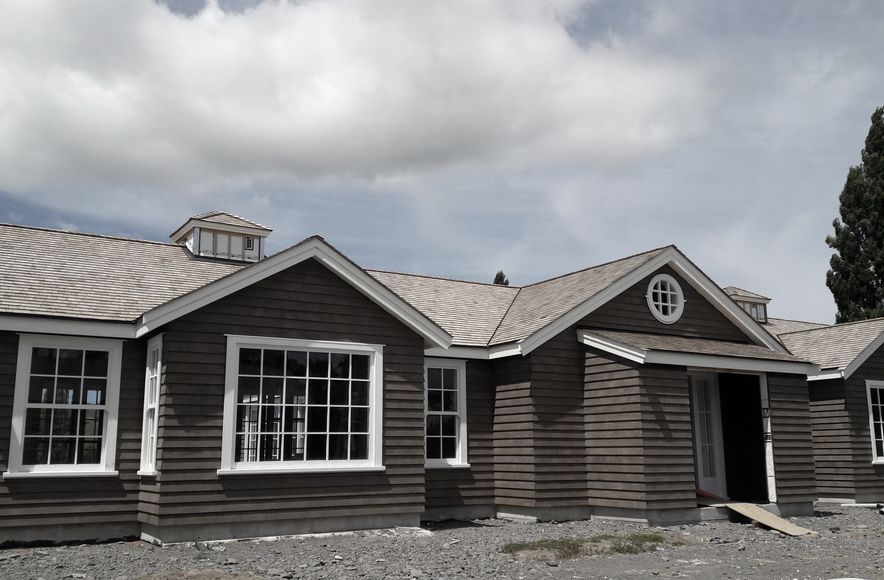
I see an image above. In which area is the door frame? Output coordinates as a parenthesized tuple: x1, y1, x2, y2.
(689, 371, 728, 499)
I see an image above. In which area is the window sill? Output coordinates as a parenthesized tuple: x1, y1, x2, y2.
(425, 461, 471, 469)
(217, 466, 386, 476)
(2, 470, 119, 480)
(137, 470, 158, 478)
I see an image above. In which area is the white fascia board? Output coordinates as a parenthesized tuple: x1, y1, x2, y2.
(137, 238, 452, 349)
(807, 371, 844, 382)
(577, 330, 648, 364)
(169, 219, 270, 242)
(0, 315, 136, 339)
(731, 295, 771, 305)
(424, 343, 523, 360)
(518, 248, 678, 356)
(842, 330, 884, 380)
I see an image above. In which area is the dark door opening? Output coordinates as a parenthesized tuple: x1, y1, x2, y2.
(718, 373, 768, 503)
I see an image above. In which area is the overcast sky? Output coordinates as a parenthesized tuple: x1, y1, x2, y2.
(1, 1, 882, 323)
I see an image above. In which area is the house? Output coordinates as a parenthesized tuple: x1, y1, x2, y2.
(0, 212, 820, 545)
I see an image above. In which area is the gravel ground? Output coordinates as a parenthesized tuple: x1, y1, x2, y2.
(2, 505, 883, 579)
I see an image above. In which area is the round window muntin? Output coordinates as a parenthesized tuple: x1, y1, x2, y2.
(646, 273, 684, 324)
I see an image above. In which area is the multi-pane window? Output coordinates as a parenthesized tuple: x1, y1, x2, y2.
(221, 336, 383, 472)
(867, 381, 884, 463)
(647, 273, 684, 324)
(424, 358, 468, 467)
(6, 335, 122, 476)
(140, 335, 162, 474)
(739, 301, 768, 323)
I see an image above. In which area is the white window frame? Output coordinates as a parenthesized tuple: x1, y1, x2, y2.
(866, 380, 884, 465)
(4, 334, 123, 478)
(424, 358, 469, 469)
(646, 273, 685, 324)
(218, 335, 385, 475)
(139, 334, 163, 476)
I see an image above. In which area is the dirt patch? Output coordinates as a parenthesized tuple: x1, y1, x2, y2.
(502, 531, 685, 560)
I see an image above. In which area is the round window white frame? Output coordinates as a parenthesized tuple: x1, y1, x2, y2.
(646, 273, 684, 324)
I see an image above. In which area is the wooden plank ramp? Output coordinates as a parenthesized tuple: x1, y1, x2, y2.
(721, 503, 815, 537)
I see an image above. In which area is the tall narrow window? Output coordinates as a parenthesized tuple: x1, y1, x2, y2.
(424, 358, 468, 468)
(867, 381, 884, 464)
(140, 335, 163, 475)
(5, 335, 122, 477)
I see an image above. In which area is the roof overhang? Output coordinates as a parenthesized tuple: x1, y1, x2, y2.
(577, 329, 819, 376)
(517, 247, 788, 356)
(804, 327, 884, 382)
(0, 314, 136, 339)
(137, 237, 453, 349)
(424, 344, 522, 360)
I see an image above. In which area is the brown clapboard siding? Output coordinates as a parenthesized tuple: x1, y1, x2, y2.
(424, 360, 495, 511)
(491, 355, 534, 509)
(153, 258, 427, 532)
(581, 265, 751, 343)
(843, 345, 884, 501)
(0, 332, 144, 536)
(808, 379, 856, 498)
(767, 374, 817, 504)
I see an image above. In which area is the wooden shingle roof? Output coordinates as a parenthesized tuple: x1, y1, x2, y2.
(779, 317, 884, 371)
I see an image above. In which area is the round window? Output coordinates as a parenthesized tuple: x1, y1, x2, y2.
(646, 274, 684, 324)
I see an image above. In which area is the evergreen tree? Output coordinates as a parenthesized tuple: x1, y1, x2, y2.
(493, 270, 509, 286)
(826, 106, 884, 322)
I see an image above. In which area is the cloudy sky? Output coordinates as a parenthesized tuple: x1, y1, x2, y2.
(1, 0, 882, 323)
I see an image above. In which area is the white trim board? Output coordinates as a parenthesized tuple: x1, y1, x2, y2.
(0, 315, 136, 339)
(424, 344, 521, 360)
(577, 330, 818, 375)
(136, 237, 452, 349)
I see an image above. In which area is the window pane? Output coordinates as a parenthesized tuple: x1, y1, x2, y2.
(283, 433, 305, 460)
(306, 435, 327, 460)
(441, 415, 457, 437)
(50, 438, 76, 464)
(442, 391, 458, 412)
(284, 405, 306, 433)
(351, 355, 370, 380)
(873, 389, 880, 405)
(261, 405, 282, 433)
(428, 390, 442, 412)
(308, 352, 329, 377)
(442, 369, 457, 389)
(285, 378, 306, 404)
(235, 434, 257, 462)
(82, 378, 106, 405)
(238, 377, 260, 403)
(350, 434, 368, 460)
(239, 348, 261, 375)
(329, 380, 349, 405)
(427, 368, 442, 389)
(30, 347, 57, 375)
(286, 351, 307, 376)
(84, 350, 109, 377)
(263, 378, 283, 404)
(28, 376, 54, 404)
(426, 437, 441, 459)
(52, 409, 78, 436)
(22, 437, 49, 465)
(55, 377, 81, 405)
(878, 440, 884, 458)
(236, 405, 259, 432)
(263, 350, 285, 376)
(79, 409, 104, 437)
(307, 407, 328, 432)
(57, 349, 83, 376)
(25, 409, 52, 436)
(330, 353, 349, 378)
(78, 438, 102, 464)
(260, 434, 281, 461)
(874, 404, 881, 423)
(308, 379, 328, 404)
(329, 434, 348, 459)
(350, 407, 369, 433)
(329, 407, 349, 432)
(442, 437, 457, 459)
(426, 414, 441, 436)
(351, 381, 369, 406)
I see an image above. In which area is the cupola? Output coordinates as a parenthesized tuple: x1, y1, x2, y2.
(724, 286, 771, 323)
(170, 211, 271, 263)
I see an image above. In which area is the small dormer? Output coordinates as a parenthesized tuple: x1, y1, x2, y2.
(170, 211, 272, 263)
(724, 286, 771, 323)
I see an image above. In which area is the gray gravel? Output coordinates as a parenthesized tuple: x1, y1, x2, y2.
(2, 505, 883, 579)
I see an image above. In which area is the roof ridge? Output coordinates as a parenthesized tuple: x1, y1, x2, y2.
(779, 315, 884, 335)
(519, 244, 673, 289)
(366, 268, 523, 289)
(0, 222, 177, 247)
(192, 210, 271, 230)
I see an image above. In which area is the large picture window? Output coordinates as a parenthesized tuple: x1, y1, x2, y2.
(424, 358, 468, 468)
(867, 380, 884, 464)
(5, 335, 122, 477)
(220, 336, 384, 474)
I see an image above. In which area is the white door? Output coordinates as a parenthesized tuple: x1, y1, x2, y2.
(690, 373, 728, 499)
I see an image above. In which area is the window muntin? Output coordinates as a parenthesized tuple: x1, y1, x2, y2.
(139, 335, 162, 474)
(646, 273, 684, 324)
(424, 358, 468, 468)
(7, 335, 122, 476)
(221, 336, 383, 472)
(867, 381, 884, 464)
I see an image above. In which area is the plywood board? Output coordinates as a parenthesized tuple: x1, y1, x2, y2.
(723, 502, 815, 537)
